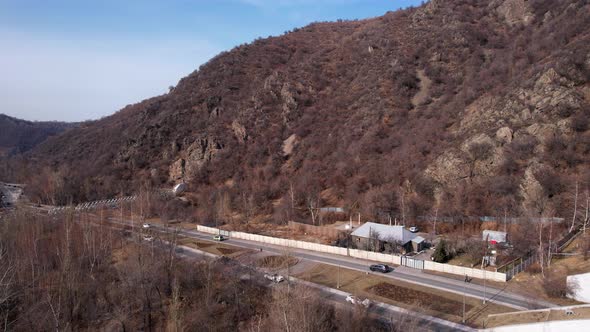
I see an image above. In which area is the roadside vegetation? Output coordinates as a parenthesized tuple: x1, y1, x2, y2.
(0, 211, 429, 331)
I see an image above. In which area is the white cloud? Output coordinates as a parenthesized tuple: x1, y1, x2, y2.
(0, 31, 221, 121)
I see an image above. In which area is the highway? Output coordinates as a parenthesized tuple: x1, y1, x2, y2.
(174, 228, 552, 309)
(156, 226, 475, 332)
(128, 220, 555, 311)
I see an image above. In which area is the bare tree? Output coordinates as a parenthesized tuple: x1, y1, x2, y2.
(584, 188, 589, 234)
(306, 192, 320, 226)
(571, 180, 579, 232)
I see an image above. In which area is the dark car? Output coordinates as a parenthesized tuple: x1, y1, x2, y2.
(369, 264, 392, 273)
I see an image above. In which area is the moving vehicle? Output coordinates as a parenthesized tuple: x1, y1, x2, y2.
(264, 273, 285, 283)
(345, 295, 371, 307)
(409, 226, 419, 233)
(213, 234, 227, 241)
(369, 264, 392, 273)
(142, 223, 151, 229)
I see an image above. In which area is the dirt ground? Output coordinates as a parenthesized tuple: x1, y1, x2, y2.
(296, 263, 514, 328)
(368, 282, 473, 314)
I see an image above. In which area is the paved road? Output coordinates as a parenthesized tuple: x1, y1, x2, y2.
(171, 227, 554, 310)
(158, 229, 474, 332)
(106, 218, 556, 311)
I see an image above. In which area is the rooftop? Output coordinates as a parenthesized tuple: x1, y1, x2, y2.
(351, 222, 416, 244)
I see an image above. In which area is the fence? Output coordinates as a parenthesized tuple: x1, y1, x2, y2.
(497, 226, 582, 280)
(556, 226, 582, 252)
(417, 215, 564, 224)
(195, 225, 507, 282)
(401, 256, 424, 269)
(498, 254, 536, 280)
(48, 196, 137, 214)
(47, 189, 173, 215)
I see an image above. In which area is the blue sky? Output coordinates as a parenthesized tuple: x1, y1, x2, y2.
(0, 0, 422, 122)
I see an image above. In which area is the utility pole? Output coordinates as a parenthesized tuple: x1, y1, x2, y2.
(337, 264, 341, 289)
(462, 275, 466, 323)
(463, 274, 469, 323)
(482, 238, 488, 304)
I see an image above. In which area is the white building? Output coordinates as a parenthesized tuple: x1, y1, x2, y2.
(483, 230, 507, 244)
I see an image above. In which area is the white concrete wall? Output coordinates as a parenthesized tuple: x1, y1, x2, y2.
(197, 226, 507, 282)
(196, 225, 219, 234)
(424, 261, 506, 282)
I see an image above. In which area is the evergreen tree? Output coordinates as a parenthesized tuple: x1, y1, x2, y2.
(433, 239, 449, 263)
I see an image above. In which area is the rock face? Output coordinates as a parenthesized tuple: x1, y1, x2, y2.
(282, 134, 298, 157)
(425, 150, 470, 185)
(19, 0, 590, 221)
(169, 137, 223, 181)
(496, 127, 513, 144)
(496, 0, 534, 26)
(232, 121, 248, 144)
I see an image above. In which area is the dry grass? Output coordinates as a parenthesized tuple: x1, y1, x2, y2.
(296, 263, 514, 328)
(257, 255, 299, 269)
(447, 254, 479, 268)
(504, 243, 590, 306)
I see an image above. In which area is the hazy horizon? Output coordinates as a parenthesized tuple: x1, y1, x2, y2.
(0, 0, 421, 122)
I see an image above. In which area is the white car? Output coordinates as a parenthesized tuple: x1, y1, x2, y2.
(409, 226, 419, 233)
(264, 273, 285, 283)
(142, 223, 151, 229)
(143, 235, 154, 242)
(345, 295, 371, 307)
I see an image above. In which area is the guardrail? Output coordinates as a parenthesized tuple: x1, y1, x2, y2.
(48, 196, 137, 214)
(47, 189, 173, 215)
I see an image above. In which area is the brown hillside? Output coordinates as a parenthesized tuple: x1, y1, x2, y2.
(0, 114, 75, 157)
(8, 0, 590, 228)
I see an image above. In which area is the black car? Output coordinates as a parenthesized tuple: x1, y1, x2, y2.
(369, 264, 392, 273)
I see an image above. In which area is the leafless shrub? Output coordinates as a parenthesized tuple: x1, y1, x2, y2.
(542, 270, 577, 298)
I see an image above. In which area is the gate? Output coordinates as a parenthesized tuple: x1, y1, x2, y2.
(401, 256, 424, 270)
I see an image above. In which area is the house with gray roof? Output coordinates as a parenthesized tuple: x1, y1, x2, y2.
(351, 222, 418, 253)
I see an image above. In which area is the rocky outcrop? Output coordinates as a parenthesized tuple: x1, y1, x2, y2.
(495, 127, 513, 144)
(231, 120, 248, 144)
(282, 134, 298, 157)
(169, 137, 224, 181)
(425, 150, 470, 185)
(496, 0, 534, 26)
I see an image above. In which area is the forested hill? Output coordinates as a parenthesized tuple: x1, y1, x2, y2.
(10, 0, 590, 226)
(0, 114, 76, 157)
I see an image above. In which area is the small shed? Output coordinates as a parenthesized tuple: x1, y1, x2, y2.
(411, 236, 426, 252)
(482, 230, 507, 244)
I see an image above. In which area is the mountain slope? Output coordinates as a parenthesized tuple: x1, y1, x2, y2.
(13, 0, 590, 226)
(0, 114, 76, 157)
